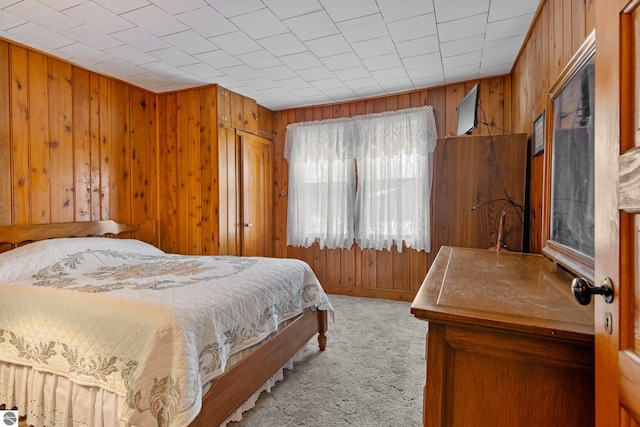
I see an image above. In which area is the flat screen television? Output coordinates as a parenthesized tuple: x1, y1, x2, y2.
(456, 83, 480, 136)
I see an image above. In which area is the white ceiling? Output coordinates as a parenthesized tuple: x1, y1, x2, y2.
(0, 0, 540, 110)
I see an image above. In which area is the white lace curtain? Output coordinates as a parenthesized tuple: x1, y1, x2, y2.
(285, 118, 356, 249)
(285, 105, 437, 252)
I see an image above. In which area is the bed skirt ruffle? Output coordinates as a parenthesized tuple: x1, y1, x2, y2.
(0, 354, 300, 427)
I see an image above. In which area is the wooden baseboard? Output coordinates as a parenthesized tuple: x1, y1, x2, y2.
(321, 284, 417, 302)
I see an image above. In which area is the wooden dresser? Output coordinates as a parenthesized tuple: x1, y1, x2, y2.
(410, 246, 595, 426)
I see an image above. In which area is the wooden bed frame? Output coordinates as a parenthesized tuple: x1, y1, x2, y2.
(0, 219, 328, 426)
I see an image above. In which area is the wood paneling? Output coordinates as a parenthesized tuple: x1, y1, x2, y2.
(157, 86, 220, 255)
(511, 0, 595, 253)
(274, 76, 512, 301)
(0, 40, 158, 245)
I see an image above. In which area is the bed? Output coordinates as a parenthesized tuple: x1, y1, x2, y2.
(0, 220, 331, 427)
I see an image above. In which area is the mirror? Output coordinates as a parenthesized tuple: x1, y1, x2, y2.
(543, 31, 595, 282)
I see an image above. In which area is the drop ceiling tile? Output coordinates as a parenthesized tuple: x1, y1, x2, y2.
(345, 76, 381, 90)
(209, 31, 262, 55)
(437, 13, 487, 42)
(407, 64, 444, 80)
(205, 0, 265, 18)
(387, 13, 437, 43)
(333, 66, 371, 81)
(279, 77, 312, 90)
(442, 51, 482, 69)
(243, 77, 278, 90)
(479, 63, 511, 76)
(296, 65, 335, 81)
(351, 36, 396, 59)
(371, 66, 408, 81)
(378, 76, 413, 92)
(0, 30, 27, 44)
(324, 86, 357, 101)
(195, 49, 242, 68)
(100, 58, 147, 76)
(179, 62, 224, 78)
(237, 49, 281, 69)
(152, 0, 206, 15)
(321, 52, 362, 70)
(411, 75, 444, 88)
(6, 0, 80, 32)
(444, 65, 480, 82)
(105, 44, 157, 65)
(230, 8, 289, 39)
(161, 30, 217, 55)
(481, 50, 516, 67)
(175, 7, 237, 38)
(488, 0, 539, 22)
(139, 59, 185, 77)
(257, 86, 293, 98)
(57, 42, 114, 65)
(483, 33, 525, 56)
(39, 0, 87, 10)
(65, 2, 135, 34)
(279, 51, 322, 70)
(377, 0, 434, 22)
(93, 0, 151, 15)
(149, 47, 198, 67)
(305, 34, 352, 58)
(290, 86, 323, 97)
(362, 52, 402, 71)
(337, 13, 388, 43)
(284, 10, 339, 41)
(351, 85, 384, 98)
(319, 0, 379, 22)
(441, 35, 484, 58)
(0, 10, 27, 31)
(402, 52, 442, 71)
(258, 32, 307, 56)
(112, 28, 171, 52)
(311, 77, 344, 91)
(433, 0, 489, 23)
(485, 14, 533, 41)
(62, 24, 123, 50)
(220, 64, 260, 80)
(122, 5, 188, 37)
(396, 35, 440, 57)
(7, 22, 75, 49)
(262, 0, 322, 20)
(259, 65, 298, 81)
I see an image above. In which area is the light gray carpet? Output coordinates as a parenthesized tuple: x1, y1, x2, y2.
(228, 294, 427, 427)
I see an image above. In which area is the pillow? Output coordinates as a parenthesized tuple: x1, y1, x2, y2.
(0, 238, 165, 281)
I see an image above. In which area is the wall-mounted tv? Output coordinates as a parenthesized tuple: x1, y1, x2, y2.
(456, 83, 480, 136)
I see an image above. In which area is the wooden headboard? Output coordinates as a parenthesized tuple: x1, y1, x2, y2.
(0, 218, 156, 246)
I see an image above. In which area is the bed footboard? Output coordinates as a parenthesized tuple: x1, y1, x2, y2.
(191, 308, 327, 426)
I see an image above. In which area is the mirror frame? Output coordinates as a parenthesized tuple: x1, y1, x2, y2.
(542, 30, 596, 283)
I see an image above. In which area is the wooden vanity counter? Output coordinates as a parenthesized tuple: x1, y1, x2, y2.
(410, 246, 595, 426)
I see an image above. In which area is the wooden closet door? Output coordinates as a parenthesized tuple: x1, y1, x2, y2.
(240, 132, 273, 257)
(595, 0, 640, 425)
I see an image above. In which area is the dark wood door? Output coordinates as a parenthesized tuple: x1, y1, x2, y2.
(595, 0, 640, 424)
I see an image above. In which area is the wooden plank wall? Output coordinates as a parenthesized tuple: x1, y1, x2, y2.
(511, 0, 595, 253)
(157, 87, 219, 255)
(0, 41, 158, 244)
(274, 76, 511, 301)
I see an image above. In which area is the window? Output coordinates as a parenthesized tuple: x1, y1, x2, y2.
(354, 107, 437, 252)
(285, 106, 437, 252)
(285, 118, 355, 249)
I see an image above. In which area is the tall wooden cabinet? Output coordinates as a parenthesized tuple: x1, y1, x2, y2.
(217, 88, 274, 257)
(156, 85, 273, 257)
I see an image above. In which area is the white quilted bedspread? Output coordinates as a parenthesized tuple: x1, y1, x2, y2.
(0, 238, 332, 427)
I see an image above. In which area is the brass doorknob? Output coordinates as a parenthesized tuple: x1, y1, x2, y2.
(571, 277, 614, 305)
